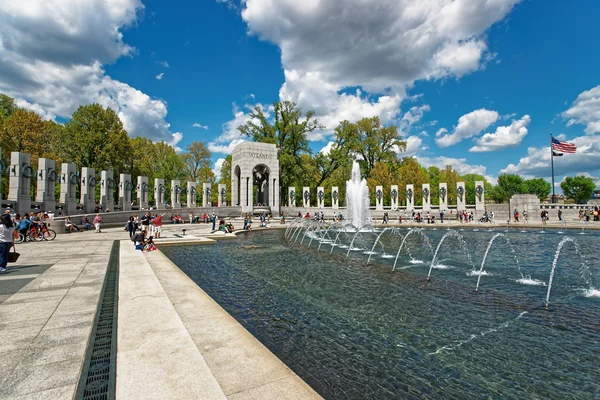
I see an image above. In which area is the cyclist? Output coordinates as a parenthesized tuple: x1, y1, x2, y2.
(18, 214, 33, 239)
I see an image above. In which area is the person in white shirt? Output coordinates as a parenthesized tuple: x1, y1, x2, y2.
(0, 213, 15, 272)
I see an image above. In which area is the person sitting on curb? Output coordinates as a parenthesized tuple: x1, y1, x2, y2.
(64, 216, 81, 233)
(133, 230, 147, 250)
(81, 215, 93, 230)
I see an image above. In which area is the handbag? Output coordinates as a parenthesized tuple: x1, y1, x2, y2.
(7, 245, 20, 263)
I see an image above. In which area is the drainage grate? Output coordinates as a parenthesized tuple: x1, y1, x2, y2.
(75, 240, 120, 400)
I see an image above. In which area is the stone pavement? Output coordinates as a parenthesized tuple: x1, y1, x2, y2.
(0, 222, 320, 400)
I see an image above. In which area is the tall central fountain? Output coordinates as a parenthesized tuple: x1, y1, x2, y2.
(346, 160, 371, 229)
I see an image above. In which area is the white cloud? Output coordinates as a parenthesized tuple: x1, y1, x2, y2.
(562, 85, 600, 134)
(208, 103, 273, 154)
(242, 0, 518, 139)
(156, 72, 164, 80)
(500, 134, 600, 178)
(208, 138, 245, 154)
(213, 157, 226, 178)
(319, 141, 335, 156)
(156, 61, 169, 68)
(279, 70, 404, 140)
(470, 114, 531, 152)
(14, 98, 56, 121)
(416, 155, 487, 176)
(435, 128, 448, 137)
(435, 109, 499, 148)
(0, 0, 182, 144)
(192, 123, 208, 129)
(402, 136, 428, 156)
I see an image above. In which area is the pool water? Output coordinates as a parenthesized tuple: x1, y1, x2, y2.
(161, 228, 600, 399)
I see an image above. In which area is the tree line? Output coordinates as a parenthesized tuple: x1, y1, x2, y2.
(1, 93, 594, 206)
(0, 93, 217, 203)
(237, 101, 595, 206)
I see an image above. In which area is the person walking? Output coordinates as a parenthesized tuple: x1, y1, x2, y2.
(514, 209, 519, 223)
(93, 214, 103, 233)
(140, 212, 150, 233)
(0, 213, 15, 272)
(211, 212, 217, 231)
(152, 213, 165, 238)
(126, 216, 136, 239)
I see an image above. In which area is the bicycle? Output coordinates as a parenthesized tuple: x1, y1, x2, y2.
(13, 230, 25, 244)
(29, 224, 57, 241)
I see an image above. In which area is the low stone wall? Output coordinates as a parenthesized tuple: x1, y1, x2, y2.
(50, 206, 242, 233)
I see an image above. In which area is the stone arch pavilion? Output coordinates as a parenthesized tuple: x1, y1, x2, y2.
(231, 142, 280, 214)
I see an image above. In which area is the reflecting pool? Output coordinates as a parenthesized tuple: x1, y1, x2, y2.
(161, 228, 600, 399)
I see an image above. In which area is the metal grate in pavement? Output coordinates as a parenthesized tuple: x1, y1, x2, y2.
(75, 240, 119, 400)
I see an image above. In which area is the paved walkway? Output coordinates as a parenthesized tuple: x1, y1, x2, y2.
(0, 223, 320, 399)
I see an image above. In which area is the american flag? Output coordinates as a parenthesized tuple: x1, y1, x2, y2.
(551, 137, 576, 154)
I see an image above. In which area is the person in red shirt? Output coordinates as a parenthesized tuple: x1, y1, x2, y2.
(152, 213, 166, 238)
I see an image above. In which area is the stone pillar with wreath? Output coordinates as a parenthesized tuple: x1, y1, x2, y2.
(186, 182, 196, 208)
(317, 186, 325, 208)
(119, 174, 132, 211)
(218, 183, 227, 207)
(7, 152, 33, 213)
(456, 182, 466, 211)
(288, 187, 296, 208)
(405, 184, 414, 211)
(475, 180, 485, 211)
(36, 158, 57, 213)
(302, 187, 310, 208)
(331, 186, 339, 209)
(202, 183, 212, 207)
(438, 182, 448, 212)
(137, 176, 149, 209)
(100, 170, 115, 210)
(154, 178, 166, 209)
(171, 180, 181, 208)
(375, 185, 384, 211)
(80, 167, 97, 213)
(422, 183, 431, 212)
(60, 163, 78, 215)
(390, 185, 398, 210)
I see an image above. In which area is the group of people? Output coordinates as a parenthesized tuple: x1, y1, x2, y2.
(579, 207, 599, 222)
(64, 214, 103, 233)
(126, 212, 166, 239)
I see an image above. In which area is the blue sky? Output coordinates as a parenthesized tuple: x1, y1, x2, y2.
(1, 0, 600, 187)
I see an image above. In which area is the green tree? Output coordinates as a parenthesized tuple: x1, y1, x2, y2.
(367, 162, 393, 206)
(561, 176, 595, 204)
(61, 104, 131, 172)
(219, 155, 232, 205)
(340, 116, 406, 177)
(495, 174, 524, 203)
(182, 141, 213, 182)
(238, 101, 323, 204)
(396, 157, 427, 206)
(522, 178, 551, 200)
(440, 165, 461, 205)
(0, 94, 16, 118)
(313, 120, 354, 192)
(427, 166, 441, 205)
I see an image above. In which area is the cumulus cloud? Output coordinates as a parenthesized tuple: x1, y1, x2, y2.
(416, 155, 487, 176)
(0, 0, 182, 144)
(562, 85, 600, 135)
(470, 115, 531, 152)
(192, 123, 208, 129)
(241, 0, 518, 136)
(435, 109, 499, 148)
(156, 72, 164, 80)
(279, 70, 404, 139)
(319, 141, 335, 156)
(208, 102, 273, 154)
(500, 134, 600, 178)
(402, 136, 428, 156)
(213, 157, 226, 178)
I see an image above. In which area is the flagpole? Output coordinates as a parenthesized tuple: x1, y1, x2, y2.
(550, 133, 556, 203)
